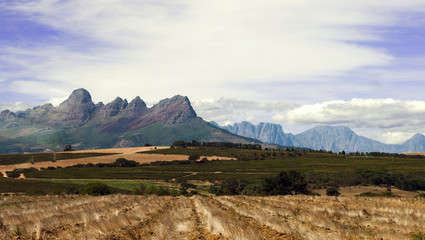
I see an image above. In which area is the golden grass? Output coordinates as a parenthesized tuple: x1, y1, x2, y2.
(0, 194, 423, 239)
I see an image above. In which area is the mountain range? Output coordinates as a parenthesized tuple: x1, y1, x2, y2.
(221, 121, 425, 153)
(0, 89, 256, 153)
(1, 88, 424, 154)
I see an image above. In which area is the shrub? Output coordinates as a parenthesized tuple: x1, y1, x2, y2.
(81, 182, 111, 196)
(326, 187, 341, 196)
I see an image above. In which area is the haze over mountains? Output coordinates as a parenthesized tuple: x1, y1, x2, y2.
(0, 89, 254, 153)
(221, 121, 425, 153)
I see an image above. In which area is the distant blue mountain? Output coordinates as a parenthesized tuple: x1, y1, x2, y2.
(219, 121, 425, 153)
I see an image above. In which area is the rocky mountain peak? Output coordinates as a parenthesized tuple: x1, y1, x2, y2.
(0, 109, 16, 121)
(56, 88, 95, 124)
(403, 133, 425, 152)
(60, 88, 93, 106)
(148, 95, 197, 125)
(125, 96, 147, 113)
(96, 97, 128, 119)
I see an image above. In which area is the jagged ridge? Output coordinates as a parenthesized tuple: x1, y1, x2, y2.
(0, 89, 255, 153)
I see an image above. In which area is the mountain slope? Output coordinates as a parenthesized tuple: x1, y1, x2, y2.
(0, 89, 257, 153)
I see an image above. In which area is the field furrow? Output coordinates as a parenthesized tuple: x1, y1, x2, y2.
(1, 195, 424, 240)
(194, 196, 293, 240)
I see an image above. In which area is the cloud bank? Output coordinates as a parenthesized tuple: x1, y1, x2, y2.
(2, 0, 425, 103)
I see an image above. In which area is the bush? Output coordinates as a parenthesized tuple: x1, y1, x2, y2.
(81, 182, 111, 196)
(326, 187, 341, 196)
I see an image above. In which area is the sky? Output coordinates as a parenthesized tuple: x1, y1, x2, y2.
(1, 0, 425, 144)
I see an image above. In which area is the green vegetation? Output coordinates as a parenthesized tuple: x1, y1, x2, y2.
(21, 149, 425, 191)
(4, 147, 425, 195)
(36, 179, 157, 191)
(80, 182, 112, 196)
(25, 167, 188, 180)
(208, 171, 309, 196)
(0, 177, 80, 195)
(412, 232, 425, 240)
(0, 152, 118, 165)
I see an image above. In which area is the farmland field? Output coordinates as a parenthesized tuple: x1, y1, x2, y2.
(1, 194, 424, 240)
(2, 146, 425, 239)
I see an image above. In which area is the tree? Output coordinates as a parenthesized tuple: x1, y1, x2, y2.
(188, 154, 200, 161)
(112, 158, 138, 167)
(262, 171, 308, 195)
(172, 141, 186, 147)
(63, 145, 73, 151)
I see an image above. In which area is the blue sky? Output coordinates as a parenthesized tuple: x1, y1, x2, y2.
(1, 0, 425, 144)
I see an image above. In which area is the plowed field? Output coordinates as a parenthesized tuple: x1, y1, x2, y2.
(1, 195, 424, 240)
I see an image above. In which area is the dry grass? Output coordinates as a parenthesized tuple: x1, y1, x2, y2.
(0, 194, 424, 240)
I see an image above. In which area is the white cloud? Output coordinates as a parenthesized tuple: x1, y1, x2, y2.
(192, 98, 298, 125)
(4, 0, 425, 103)
(0, 102, 35, 112)
(272, 98, 425, 143)
(194, 97, 425, 143)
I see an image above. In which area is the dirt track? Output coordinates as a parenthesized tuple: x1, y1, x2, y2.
(0, 146, 234, 177)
